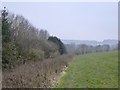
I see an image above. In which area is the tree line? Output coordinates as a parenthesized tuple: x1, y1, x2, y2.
(1, 7, 66, 69)
(65, 43, 118, 55)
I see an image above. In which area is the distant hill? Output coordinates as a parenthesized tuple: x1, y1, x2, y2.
(102, 40, 118, 46)
(62, 39, 118, 46)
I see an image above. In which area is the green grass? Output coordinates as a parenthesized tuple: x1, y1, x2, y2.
(55, 51, 118, 88)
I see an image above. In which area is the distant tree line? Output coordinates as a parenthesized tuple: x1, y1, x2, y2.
(65, 43, 118, 55)
(1, 7, 66, 69)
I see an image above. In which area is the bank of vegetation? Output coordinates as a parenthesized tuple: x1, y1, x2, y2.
(2, 7, 71, 88)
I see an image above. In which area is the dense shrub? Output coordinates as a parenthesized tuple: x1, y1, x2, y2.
(2, 42, 19, 68)
(29, 49, 44, 61)
(2, 55, 73, 88)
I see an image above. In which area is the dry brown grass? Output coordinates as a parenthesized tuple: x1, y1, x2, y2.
(2, 54, 73, 88)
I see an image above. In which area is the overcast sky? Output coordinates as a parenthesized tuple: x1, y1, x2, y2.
(2, 2, 118, 41)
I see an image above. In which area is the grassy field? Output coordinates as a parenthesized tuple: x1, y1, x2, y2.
(55, 51, 118, 88)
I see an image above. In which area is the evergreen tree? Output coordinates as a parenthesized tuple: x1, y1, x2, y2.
(48, 36, 67, 55)
(2, 7, 11, 43)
